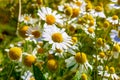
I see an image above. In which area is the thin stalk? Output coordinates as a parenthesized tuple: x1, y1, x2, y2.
(16, 0, 21, 36)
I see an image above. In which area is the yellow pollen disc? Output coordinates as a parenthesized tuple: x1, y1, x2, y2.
(104, 21, 109, 28)
(88, 27, 94, 33)
(9, 47, 22, 60)
(52, 32, 63, 43)
(112, 15, 118, 20)
(81, 73, 87, 80)
(37, 0, 43, 5)
(105, 66, 109, 71)
(86, 3, 92, 11)
(75, 1, 82, 6)
(75, 52, 87, 64)
(99, 52, 105, 58)
(109, 67, 115, 74)
(24, 55, 36, 67)
(30, 77, 35, 80)
(46, 14, 56, 25)
(72, 37, 78, 44)
(112, 44, 120, 52)
(47, 59, 58, 71)
(32, 30, 41, 38)
(19, 26, 29, 38)
(89, 20, 94, 26)
(97, 38, 104, 46)
(65, 6, 73, 16)
(72, 8, 80, 17)
(88, 15, 94, 20)
(24, 16, 30, 21)
(95, 6, 103, 12)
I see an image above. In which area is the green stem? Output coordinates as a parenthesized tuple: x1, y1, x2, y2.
(7, 62, 15, 80)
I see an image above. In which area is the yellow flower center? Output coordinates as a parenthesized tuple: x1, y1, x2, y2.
(52, 32, 63, 43)
(86, 2, 92, 11)
(19, 25, 29, 38)
(32, 30, 41, 38)
(37, 48, 44, 54)
(64, 6, 73, 16)
(72, 37, 78, 44)
(72, 8, 80, 17)
(89, 20, 94, 26)
(109, 67, 115, 74)
(95, 6, 103, 12)
(75, 52, 87, 64)
(37, 0, 43, 5)
(88, 27, 94, 33)
(97, 38, 104, 46)
(24, 16, 30, 21)
(30, 77, 35, 80)
(47, 59, 58, 71)
(81, 73, 87, 80)
(46, 14, 56, 25)
(99, 52, 105, 58)
(105, 66, 109, 71)
(24, 55, 36, 67)
(75, 1, 82, 6)
(112, 44, 120, 52)
(112, 15, 118, 20)
(9, 47, 22, 60)
(103, 21, 110, 28)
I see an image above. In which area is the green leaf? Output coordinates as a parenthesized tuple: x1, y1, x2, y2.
(72, 70, 81, 80)
(33, 64, 46, 80)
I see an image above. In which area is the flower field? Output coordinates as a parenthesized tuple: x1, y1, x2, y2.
(0, 0, 120, 80)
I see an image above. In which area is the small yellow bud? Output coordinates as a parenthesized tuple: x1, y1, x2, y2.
(97, 38, 104, 46)
(9, 47, 22, 60)
(103, 21, 110, 28)
(81, 73, 87, 80)
(19, 26, 29, 38)
(112, 15, 118, 20)
(75, 52, 87, 64)
(99, 52, 105, 58)
(64, 6, 73, 16)
(24, 55, 36, 67)
(47, 59, 58, 71)
(95, 6, 103, 12)
(109, 67, 115, 74)
(112, 44, 120, 52)
(88, 27, 94, 33)
(72, 37, 78, 44)
(72, 8, 80, 17)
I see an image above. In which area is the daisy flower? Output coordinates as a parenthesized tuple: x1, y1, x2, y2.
(19, 14, 37, 25)
(42, 26, 72, 50)
(110, 29, 120, 44)
(109, 0, 120, 9)
(26, 26, 42, 44)
(5, 44, 23, 62)
(107, 15, 119, 25)
(112, 43, 120, 59)
(21, 70, 34, 80)
(37, 7, 63, 28)
(91, 6, 106, 18)
(65, 52, 92, 72)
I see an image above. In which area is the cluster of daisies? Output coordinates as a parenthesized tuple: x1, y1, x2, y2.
(5, 0, 120, 80)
